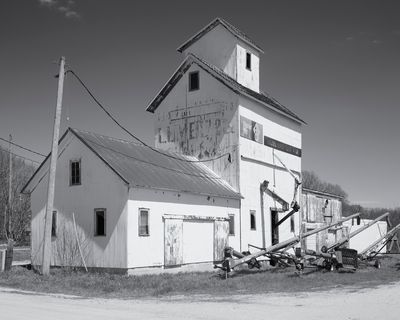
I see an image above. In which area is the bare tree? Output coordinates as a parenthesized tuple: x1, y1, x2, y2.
(0, 146, 36, 244)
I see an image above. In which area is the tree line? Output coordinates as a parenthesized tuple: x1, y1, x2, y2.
(0, 145, 36, 244)
(302, 170, 400, 236)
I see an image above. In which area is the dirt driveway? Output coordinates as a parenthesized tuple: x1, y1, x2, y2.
(1, 282, 400, 320)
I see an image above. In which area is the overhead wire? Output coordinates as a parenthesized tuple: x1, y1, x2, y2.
(66, 69, 234, 163)
(0, 137, 46, 157)
(0, 149, 41, 165)
(82, 137, 227, 181)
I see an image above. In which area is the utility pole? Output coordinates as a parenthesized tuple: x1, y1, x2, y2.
(7, 134, 12, 239)
(41, 56, 65, 275)
(3, 135, 12, 239)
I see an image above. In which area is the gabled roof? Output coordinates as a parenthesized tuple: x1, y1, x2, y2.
(22, 128, 241, 200)
(146, 53, 306, 124)
(177, 17, 264, 54)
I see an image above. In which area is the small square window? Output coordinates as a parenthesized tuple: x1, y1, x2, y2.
(189, 71, 199, 91)
(139, 209, 149, 236)
(246, 52, 252, 70)
(70, 160, 81, 186)
(250, 210, 256, 230)
(51, 210, 57, 237)
(94, 209, 106, 236)
(228, 214, 235, 236)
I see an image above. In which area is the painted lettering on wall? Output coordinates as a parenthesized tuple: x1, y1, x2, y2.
(240, 116, 263, 143)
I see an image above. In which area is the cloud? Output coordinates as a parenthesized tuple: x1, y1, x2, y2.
(38, 0, 81, 19)
(65, 10, 79, 19)
(345, 36, 354, 41)
(371, 39, 382, 45)
(39, 0, 57, 5)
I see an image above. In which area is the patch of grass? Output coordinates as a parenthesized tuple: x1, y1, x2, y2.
(0, 255, 399, 299)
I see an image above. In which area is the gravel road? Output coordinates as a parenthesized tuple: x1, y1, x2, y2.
(1, 282, 400, 320)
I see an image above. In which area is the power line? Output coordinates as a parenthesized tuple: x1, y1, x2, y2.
(66, 69, 233, 163)
(84, 137, 225, 180)
(0, 148, 41, 165)
(0, 137, 46, 157)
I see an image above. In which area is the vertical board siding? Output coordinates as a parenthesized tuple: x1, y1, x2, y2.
(214, 220, 229, 261)
(164, 219, 183, 267)
(182, 221, 214, 264)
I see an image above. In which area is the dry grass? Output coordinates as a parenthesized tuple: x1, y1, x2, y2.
(0, 255, 399, 299)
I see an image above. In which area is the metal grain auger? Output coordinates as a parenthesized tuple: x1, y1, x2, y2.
(214, 213, 361, 278)
(298, 212, 395, 271)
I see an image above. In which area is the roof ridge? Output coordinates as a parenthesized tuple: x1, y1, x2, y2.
(146, 53, 306, 124)
(177, 17, 263, 54)
(187, 54, 306, 124)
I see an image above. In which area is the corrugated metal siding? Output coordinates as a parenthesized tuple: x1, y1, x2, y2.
(71, 129, 241, 199)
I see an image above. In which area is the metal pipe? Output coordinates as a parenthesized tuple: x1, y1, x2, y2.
(227, 213, 360, 270)
(359, 223, 400, 256)
(329, 212, 390, 251)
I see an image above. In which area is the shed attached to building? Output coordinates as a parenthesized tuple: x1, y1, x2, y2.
(22, 128, 241, 273)
(300, 188, 344, 252)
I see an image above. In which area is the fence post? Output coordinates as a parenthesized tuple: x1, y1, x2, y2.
(0, 249, 6, 272)
(4, 240, 14, 271)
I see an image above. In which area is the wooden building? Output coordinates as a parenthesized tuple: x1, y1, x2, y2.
(23, 129, 240, 272)
(25, 18, 307, 272)
(148, 18, 305, 252)
(301, 188, 344, 252)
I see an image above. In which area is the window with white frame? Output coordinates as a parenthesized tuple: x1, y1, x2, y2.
(70, 159, 81, 186)
(51, 210, 57, 237)
(246, 52, 252, 70)
(139, 208, 149, 236)
(250, 210, 256, 230)
(228, 214, 235, 236)
(94, 209, 106, 236)
(188, 71, 199, 91)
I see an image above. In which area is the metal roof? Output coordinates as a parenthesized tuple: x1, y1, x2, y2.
(177, 17, 264, 54)
(70, 129, 241, 199)
(146, 53, 306, 125)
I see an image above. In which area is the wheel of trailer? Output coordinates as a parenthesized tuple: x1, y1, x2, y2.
(295, 263, 304, 271)
(374, 260, 381, 269)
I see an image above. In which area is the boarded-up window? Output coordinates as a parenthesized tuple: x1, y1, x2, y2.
(139, 209, 149, 236)
(228, 215, 235, 236)
(70, 160, 81, 185)
(51, 210, 57, 237)
(246, 52, 251, 70)
(189, 71, 199, 91)
(250, 210, 256, 230)
(94, 209, 106, 236)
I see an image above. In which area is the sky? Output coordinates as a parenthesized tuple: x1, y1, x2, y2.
(1, 0, 399, 208)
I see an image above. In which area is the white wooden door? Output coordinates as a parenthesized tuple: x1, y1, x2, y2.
(183, 221, 214, 264)
(164, 219, 183, 267)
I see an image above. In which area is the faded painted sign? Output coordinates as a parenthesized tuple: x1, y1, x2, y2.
(240, 116, 263, 143)
(214, 220, 229, 262)
(264, 136, 302, 157)
(164, 218, 183, 267)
